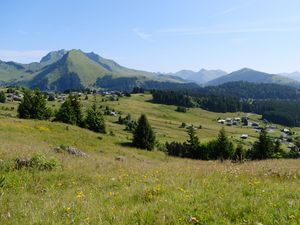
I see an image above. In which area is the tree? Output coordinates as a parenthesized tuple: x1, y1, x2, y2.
(18, 89, 52, 120)
(186, 126, 199, 149)
(250, 128, 274, 159)
(55, 95, 83, 126)
(232, 144, 246, 162)
(0, 91, 6, 103)
(132, 114, 155, 150)
(47, 94, 55, 101)
(185, 125, 202, 159)
(215, 127, 234, 161)
(85, 103, 106, 133)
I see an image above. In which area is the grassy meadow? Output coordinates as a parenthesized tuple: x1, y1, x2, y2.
(0, 92, 299, 224)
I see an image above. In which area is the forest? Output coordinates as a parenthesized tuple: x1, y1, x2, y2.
(151, 82, 300, 127)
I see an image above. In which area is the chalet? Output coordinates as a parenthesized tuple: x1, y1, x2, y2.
(241, 134, 249, 139)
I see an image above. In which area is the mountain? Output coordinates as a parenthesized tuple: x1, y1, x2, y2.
(279, 72, 300, 82)
(0, 49, 196, 91)
(172, 69, 227, 84)
(40, 49, 67, 67)
(207, 68, 300, 87)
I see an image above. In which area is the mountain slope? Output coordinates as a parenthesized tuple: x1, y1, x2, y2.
(27, 50, 116, 90)
(172, 69, 227, 84)
(207, 68, 300, 87)
(21, 49, 192, 91)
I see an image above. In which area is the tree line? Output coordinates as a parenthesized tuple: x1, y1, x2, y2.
(165, 126, 299, 161)
(18, 89, 106, 133)
(151, 88, 300, 127)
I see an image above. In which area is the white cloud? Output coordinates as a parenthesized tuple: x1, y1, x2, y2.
(0, 49, 48, 63)
(132, 28, 153, 42)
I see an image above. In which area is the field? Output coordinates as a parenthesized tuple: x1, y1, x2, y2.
(0, 92, 299, 224)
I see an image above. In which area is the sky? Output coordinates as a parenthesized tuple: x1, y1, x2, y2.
(1, 0, 300, 74)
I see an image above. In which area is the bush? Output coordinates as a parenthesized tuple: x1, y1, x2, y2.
(15, 154, 58, 171)
(47, 94, 55, 101)
(176, 106, 187, 113)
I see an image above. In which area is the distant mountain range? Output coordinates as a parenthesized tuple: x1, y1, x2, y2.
(0, 49, 194, 91)
(170, 69, 227, 84)
(206, 68, 300, 87)
(278, 72, 300, 82)
(1, 50, 300, 91)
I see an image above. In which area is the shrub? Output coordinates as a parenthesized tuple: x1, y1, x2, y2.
(47, 94, 55, 101)
(15, 154, 58, 171)
(176, 106, 187, 113)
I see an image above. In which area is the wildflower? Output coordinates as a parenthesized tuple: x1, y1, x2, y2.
(76, 191, 85, 199)
(189, 215, 199, 223)
(66, 207, 71, 213)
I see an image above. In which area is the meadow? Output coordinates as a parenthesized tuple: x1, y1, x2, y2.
(0, 92, 299, 224)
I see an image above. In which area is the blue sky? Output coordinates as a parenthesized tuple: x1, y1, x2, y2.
(1, 0, 300, 73)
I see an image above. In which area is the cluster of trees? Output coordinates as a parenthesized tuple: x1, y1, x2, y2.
(166, 127, 236, 161)
(151, 90, 194, 107)
(18, 89, 106, 133)
(165, 126, 298, 161)
(17, 89, 52, 120)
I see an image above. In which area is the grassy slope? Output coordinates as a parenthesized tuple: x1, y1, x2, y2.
(0, 93, 299, 224)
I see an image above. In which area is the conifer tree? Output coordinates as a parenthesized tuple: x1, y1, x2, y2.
(85, 103, 106, 133)
(55, 94, 83, 126)
(250, 128, 274, 159)
(132, 114, 155, 150)
(215, 127, 234, 161)
(0, 91, 6, 103)
(18, 89, 52, 120)
(186, 125, 199, 148)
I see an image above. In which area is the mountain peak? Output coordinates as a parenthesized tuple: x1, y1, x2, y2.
(40, 49, 67, 66)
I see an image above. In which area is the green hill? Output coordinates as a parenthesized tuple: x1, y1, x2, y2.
(0, 91, 299, 224)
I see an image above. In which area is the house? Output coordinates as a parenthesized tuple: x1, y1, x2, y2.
(241, 134, 249, 139)
(281, 128, 291, 134)
(110, 111, 118, 116)
(251, 122, 259, 127)
(217, 119, 226, 124)
(234, 117, 241, 122)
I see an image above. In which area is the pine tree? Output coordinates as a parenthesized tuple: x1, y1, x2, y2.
(132, 114, 155, 150)
(55, 95, 83, 126)
(0, 91, 6, 103)
(215, 127, 234, 161)
(85, 103, 106, 133)
(250, 128, 274, 159)
(18, 89, 52, 120)
(186, 126, 199, 149)
(185, 125, 201, 159)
